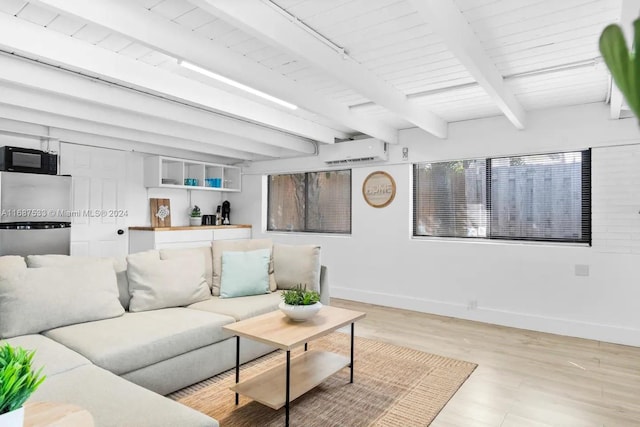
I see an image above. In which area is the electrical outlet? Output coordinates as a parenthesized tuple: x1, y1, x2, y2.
(467, 299, 478, 310)
(402, 147, 409, 161)
(575, 264, 589, 277)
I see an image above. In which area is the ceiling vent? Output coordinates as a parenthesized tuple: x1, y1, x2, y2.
(323, 138, 388, 165)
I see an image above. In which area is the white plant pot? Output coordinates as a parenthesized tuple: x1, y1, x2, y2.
(189, 217, 202, 226)
(0, 406, 25, 427)
(279, 301, 322, 322)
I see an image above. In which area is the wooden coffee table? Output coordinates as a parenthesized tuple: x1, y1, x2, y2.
(223, 305, 366, 427)
(24, 402, 94, 426)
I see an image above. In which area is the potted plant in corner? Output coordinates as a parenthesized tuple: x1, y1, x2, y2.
(279, 285, 322, 322)
(189, 205, 202, 226)
(0, 343, 46, 426)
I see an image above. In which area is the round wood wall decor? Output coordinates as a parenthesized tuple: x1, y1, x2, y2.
(362, 171, 396, 208)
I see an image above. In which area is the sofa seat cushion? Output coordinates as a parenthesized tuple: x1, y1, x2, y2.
(2, 334, 91, 377)
(188, 291, 282, 321)
(32, 364, 217, 427)
(43, 308, 235, 375)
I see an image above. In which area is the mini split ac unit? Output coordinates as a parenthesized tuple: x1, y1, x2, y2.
(323, 138, 388, 165)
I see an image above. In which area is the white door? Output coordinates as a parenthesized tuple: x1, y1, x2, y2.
(60, 143, 128, 257)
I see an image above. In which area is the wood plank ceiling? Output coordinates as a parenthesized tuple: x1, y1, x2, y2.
(0, 0, 623, 161)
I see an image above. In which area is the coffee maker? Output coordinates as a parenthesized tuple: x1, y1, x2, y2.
(221, 200, 230, 225)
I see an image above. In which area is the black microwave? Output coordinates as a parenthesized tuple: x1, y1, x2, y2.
(0, 146, 58, 175)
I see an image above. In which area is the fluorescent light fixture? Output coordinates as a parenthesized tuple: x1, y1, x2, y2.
(179, 60, 298, 110)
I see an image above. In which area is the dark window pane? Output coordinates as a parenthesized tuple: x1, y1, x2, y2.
(490, 152, 588, 242)
(414, 160, 487, 238)
(268, 170, 351, 233)
(307, 170, 351, 233)
(267, 173, 305, 231)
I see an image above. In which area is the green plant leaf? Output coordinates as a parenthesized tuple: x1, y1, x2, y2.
(600, 21, 640, 119)
(281, 284, 320, 306)
(632, 19, 640, 115)
(0, 344, 46, 414)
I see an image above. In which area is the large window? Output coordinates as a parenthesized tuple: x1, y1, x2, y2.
(413, 150, 591, 244)
(268, 169, 351, 234)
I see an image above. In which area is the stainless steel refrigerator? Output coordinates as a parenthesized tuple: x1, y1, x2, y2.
(0, 172, 71, 256)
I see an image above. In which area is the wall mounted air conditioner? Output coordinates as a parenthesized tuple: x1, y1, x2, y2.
(323, 138, 388, 165)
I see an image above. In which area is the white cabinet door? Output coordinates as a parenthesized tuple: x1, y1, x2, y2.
(60, 144, 128, 257)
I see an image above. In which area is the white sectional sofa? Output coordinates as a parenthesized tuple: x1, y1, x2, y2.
(0, 239, 328, 427)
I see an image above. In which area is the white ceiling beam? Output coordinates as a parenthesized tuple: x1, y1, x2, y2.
(0, 86, 291, 161)
(0, 117, 229, 163)
(0, 103, 262, 162)
(51, 129, 231, 164)
(32, 0, 396, 143)
(0, 54, 312, 154)
(0, 57, 302, 159)
(409, 0, 526, 129)
(192, 0, 447, 139)
(609, 0, 640, 119)
(0, 13, 337, 147)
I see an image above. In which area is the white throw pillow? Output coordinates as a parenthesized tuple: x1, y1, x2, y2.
(26, 254, 130, 310)
(0, 260, 124, 339)
(160, 246, 213, 290)
(211, 239, 276, 296)
(273, 244, 321, 292)
(127, 255, 211, 313)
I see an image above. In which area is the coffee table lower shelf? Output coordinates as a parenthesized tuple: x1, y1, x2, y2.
(230, 350, 349, 410)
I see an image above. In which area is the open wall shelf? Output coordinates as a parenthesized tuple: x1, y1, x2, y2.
(144, 156, 241, 192)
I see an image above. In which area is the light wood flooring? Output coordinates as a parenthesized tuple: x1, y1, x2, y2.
(331, 299, 640, 427)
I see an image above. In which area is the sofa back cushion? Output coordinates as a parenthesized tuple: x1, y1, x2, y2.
(26, 254, 130, 310)
(159, 246, 213, 290)
(0, 255, 26, 273)
(126, 254, 210, 312)
(220, 249, 271, 298)
(211, 239, 276, 296)
(0, 260, 124, 338)
(273, 244, 321, 292)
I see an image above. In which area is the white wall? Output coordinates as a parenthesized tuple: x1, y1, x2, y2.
(230, 103, 640, 346)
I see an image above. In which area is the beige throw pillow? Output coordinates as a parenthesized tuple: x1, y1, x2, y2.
(160, 246, 213, 290)
(127, 255, 210, 313)
(211, 239, 276, 296)
(0, 260, 124, 339)
(26, 254, 131, 310)
(273, 244, 321, 292)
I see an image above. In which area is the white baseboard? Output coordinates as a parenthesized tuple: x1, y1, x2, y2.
(332, 287, 640, 347)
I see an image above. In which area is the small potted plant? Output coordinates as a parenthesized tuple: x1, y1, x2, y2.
(279, 284, 322, 322)
(189, 205, 202, 226)
(0, 343, 46, 426)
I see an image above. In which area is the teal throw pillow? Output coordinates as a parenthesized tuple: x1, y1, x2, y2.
(220, 249, 271, 298)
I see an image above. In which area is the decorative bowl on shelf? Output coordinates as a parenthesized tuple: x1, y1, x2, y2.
(279, 301, 322, 322)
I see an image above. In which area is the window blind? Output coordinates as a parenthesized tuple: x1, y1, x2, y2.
(413, 150, 591, 244)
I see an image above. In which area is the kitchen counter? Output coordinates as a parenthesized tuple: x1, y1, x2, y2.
(129, 225, 251, 231)
(128, 225, 252, 253)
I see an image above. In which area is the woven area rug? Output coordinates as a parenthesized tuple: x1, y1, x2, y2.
(169, 333, 476, 426)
